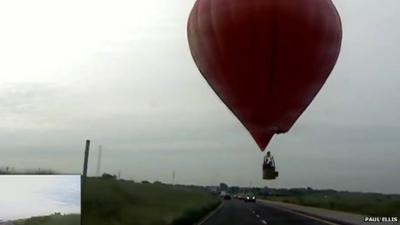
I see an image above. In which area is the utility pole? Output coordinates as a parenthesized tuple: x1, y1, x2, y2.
(96, 145, 102, 177)
(83, 139, 90, 184)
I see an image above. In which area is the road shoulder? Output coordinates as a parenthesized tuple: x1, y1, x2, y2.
(259, 200, 398, 225)
(196, 201, 224, 225)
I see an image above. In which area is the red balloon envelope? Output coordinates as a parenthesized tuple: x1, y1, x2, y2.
(187, 0, 342, 151)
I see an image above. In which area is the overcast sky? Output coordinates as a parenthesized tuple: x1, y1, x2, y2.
(0, 0, 399, 194)
(0, 175, 80, 220)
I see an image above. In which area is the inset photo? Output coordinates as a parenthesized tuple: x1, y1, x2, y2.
(0, 175, 80, 225)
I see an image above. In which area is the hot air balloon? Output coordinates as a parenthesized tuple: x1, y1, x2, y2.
(187, 0, 342, 179)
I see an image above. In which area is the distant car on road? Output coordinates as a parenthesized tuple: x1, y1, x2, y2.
(235, 193, 245, 200)
(220, 191, 232, 200)
(245, 193, 256, 202)
(223, 194, 232, 200)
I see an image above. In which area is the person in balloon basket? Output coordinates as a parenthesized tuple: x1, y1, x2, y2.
(263, 151, 278, 179)
(264, 151, 275, 169)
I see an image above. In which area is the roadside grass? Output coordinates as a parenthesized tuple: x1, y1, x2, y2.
(264, 192, 400, 216)
(82, 177, 220, 225)
(170, 201, 220, 225)
(13, 214, 80, 225)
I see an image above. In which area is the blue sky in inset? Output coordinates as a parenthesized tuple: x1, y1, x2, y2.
(0, 175, 80, 221)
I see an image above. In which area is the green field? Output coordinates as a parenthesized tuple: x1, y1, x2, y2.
(82, 177, 220, 225)
(0, 168, 56, 174)
(264, 192, 400, 216)
(13, 214, 80, 225)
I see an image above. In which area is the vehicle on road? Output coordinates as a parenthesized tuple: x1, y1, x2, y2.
(220, 191, 232, 200)
(223, 194, 232, 200)
(245, 193, 256, 202)
(235, 193, 245, 200)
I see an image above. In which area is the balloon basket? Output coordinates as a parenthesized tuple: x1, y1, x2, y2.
(263, 168, 279, 180)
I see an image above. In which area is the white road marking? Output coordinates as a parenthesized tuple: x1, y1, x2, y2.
(256, 214, 260, 218)
(258, 201, 342, 225)
(261, 220, 267, 224)
(197, 201, 224, 225)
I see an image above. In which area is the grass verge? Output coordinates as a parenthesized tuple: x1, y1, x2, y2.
(264, 193, 400, 216)
(82, 177, 220, 225)
(170, 201, 220, 225)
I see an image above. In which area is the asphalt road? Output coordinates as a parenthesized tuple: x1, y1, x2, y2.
(201, 199, 335, 225)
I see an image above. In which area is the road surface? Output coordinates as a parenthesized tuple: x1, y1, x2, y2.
(201, 199, 340, 225)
